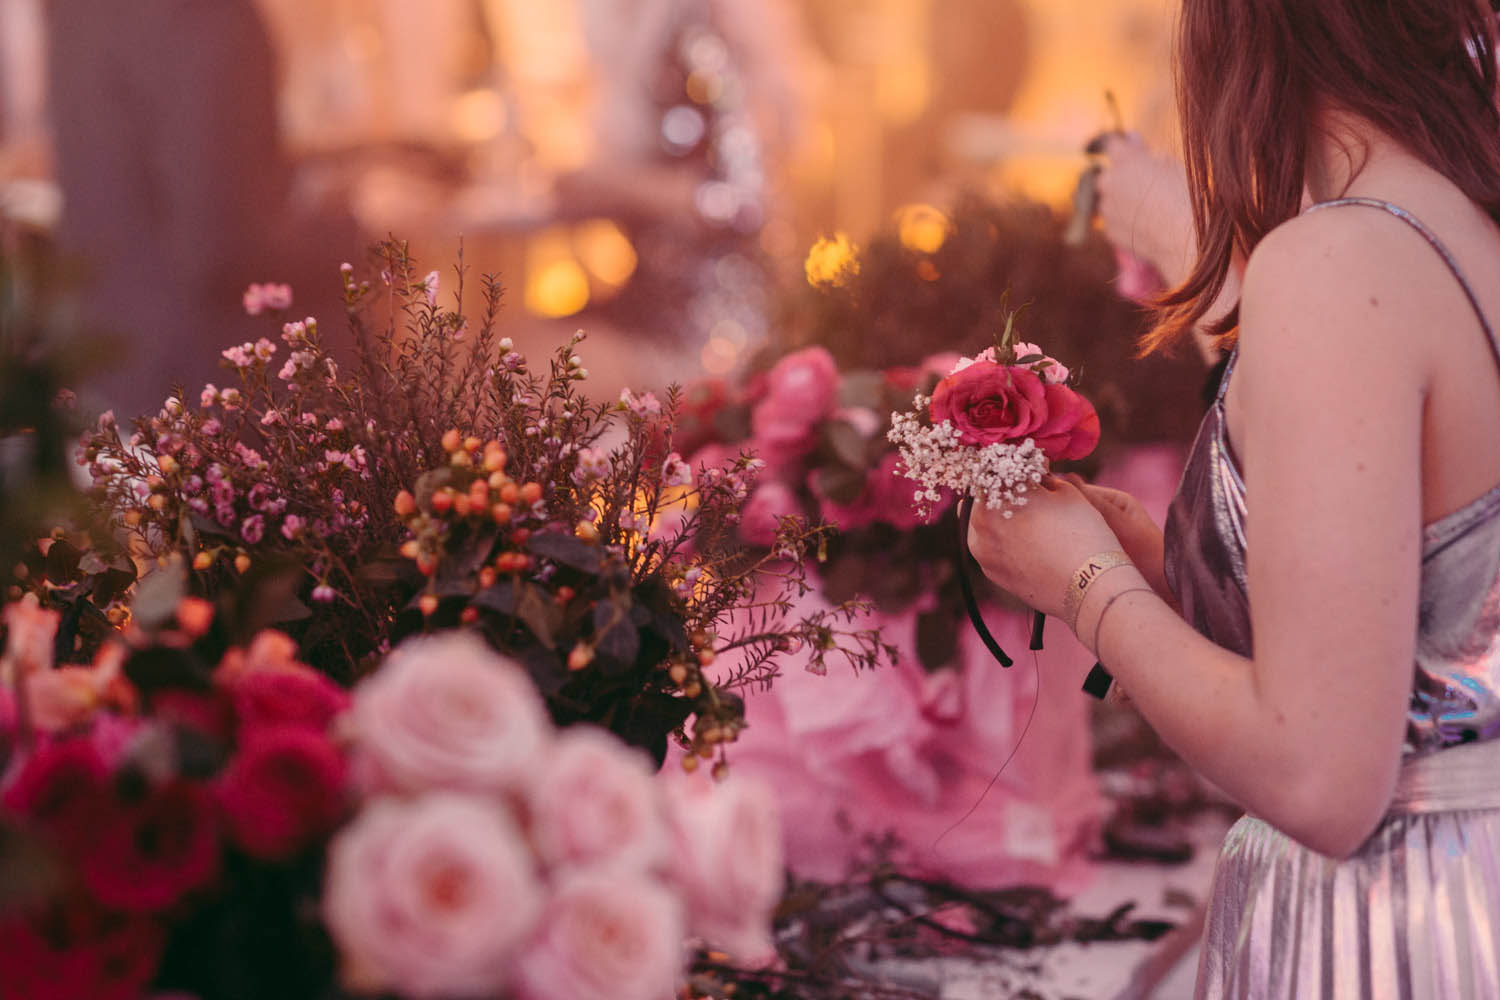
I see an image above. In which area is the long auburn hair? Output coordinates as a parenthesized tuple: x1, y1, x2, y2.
(1146, 0, 1500, 354)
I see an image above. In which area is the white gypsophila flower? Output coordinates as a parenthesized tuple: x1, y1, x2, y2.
(887, 394, 1048, 517)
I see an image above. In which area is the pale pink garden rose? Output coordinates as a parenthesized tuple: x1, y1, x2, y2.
(512, 871, 685, 1000)
(739, 481, 803, 547)
(663, 774, 784, 963)
(323, 793, 544, 1000)
(350, 633, 550, 796)
(26, 667, 104, 732)
(526, 727, 669, 875)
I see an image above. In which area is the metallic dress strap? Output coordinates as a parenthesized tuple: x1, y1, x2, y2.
(1305, 196, 1500, 380)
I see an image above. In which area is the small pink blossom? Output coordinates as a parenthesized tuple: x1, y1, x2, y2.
(242, 282, 293, 316)
(512, 872, 684, 1000)
(281, 515, 305, 540)
(422, 270, 440, 307)
(240, 515, 265, 545)
(311, 585, 337, 604)
(220, 388, 242, 409)
(260, 409, 283, 427)
(200, 418, 222, 437)
(221, 344, 254, 369)
(200, 385, 219, 408)
(350, 633, 551, 796)
(324, 794, 544, 999)
(526, 727, 669, 874)
(619, 388, 662, 418)
(661, 452, 693, 488)
(325, 418, 343, 432)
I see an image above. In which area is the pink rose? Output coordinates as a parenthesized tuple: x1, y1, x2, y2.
(749, 347, 840, 461)
(663, 775, 783, 963)
(228, 667, 350, 735)
(351, 633, 550, 796)
(324, 794, 543, 999)
(512, 871, 684, 1000)
(26, 667, 106, 732)
(739, 481, 803, 547)
(1030, 383, 1100, 462)
(526, 727, 668, 874)
(929, 362, 1048, 447)
(811, 472, 880, 533)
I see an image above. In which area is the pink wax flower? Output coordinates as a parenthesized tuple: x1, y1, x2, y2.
(512, 871, 684, 1000)
(526, 727, 668, 875)
(242, 282, 293, 316)
(1009, 342, 1070, 384)
(662, 774, 783, 963)
(749, 346, 840, 464)
(739, 481, 803, 547)
(349, 633, 550, 796)
(323, 794, 543, 1000)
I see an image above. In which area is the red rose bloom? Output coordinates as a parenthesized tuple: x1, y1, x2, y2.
(217, 726, 348, 861)
(1, 737, 111, 855)
(0, 900, 164, 1000)
(1030, 383, 1101, 461)
(80, 780, 221, 912)
(230, 666, 350, 734)
(928, 363, 1048, 447)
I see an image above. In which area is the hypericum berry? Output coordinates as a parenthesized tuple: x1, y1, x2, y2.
(419, 593, 439, 617)
(460, 606, 480, 625)
(193, 551, 214, 571)
(478, 567, 497, 588)
(234, 553, 252, 574)
(430, 489, 453, 515)
(394, 490, 416, 517)
(463, 436, 482, 453)
(669, 664, 689, 685)
(441, 428, 462, 453)
(499, 482, 520, 505)
(697, 648, 717, 667)
(399, 539, 420, 560)
(520, 482, 543, 505)
(452, 495, 472, 518)
(567, 643, 595, 671)
(483, 448, 507, 472)
(490, 503, 512, 526)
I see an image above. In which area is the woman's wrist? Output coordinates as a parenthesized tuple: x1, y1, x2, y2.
(1071, 564, 1154, 657)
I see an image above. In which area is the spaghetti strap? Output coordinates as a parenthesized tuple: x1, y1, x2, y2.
(1305, 196, 1500, 377)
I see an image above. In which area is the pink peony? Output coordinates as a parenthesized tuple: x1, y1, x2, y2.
(929, 362, 1047, 447)
(663, 775, 783, 963)
(217, 726, 348, 861)
(749, 347, 840, 463)
(350, 633, 550, 796)
(1029, 383, 1101, 462)
(323, 794, 543, 999)
(512, 871, 684, 1000)
(739, 481, 803, 546)
(526, 727, 668, 874)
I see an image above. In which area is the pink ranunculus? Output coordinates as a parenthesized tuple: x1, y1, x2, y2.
(526, 727, 668, 875)
(929, 362, 1048, 447)
(739, 481, 803, 547)
(324, 794, 543, 999)
(663, 774, 783, 963)
(749, 347, 840, 461)
(350, 633, 550, 796)
(512, 871, 684, 1000)
(1029, 383, 1101, 462)
(217, 726, 348, 861)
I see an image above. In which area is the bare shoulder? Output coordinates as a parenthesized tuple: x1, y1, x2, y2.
(1239, 207, 1438, 370)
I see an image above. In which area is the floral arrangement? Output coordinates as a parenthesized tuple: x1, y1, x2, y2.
(0, 592, 785, 1000)
(39, 242, 894, 766)
(889, 317, 1100, 516)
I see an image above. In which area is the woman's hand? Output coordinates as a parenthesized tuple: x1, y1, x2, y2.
(1094, 133, 1196, 287)
(1060, 475, 1172, 603)
(965, 477, 1125, 621)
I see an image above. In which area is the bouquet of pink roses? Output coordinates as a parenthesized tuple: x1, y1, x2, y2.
(889, 317, 1101, 517)
(0, 593, 784, 1000)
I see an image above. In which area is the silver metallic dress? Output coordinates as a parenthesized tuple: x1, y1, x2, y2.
(1163, 198, 1500, 999)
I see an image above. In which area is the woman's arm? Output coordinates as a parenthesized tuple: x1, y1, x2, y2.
(969, 209, 1425, 858)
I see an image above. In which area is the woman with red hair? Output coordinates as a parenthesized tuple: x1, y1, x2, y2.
(969, 1, 1500, 995)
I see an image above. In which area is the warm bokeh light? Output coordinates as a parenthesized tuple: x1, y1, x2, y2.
(449, 88, 509, 145)
(571, 219, 638, 289)
(524, 228, 591, 318)
(804, 233, 860, 287)
(894, 203, 950, 254)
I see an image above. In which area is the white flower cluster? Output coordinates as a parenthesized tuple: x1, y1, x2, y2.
(887, 394, 1048, 518)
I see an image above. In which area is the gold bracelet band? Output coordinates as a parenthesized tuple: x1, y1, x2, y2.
(1061, 550, 1132, 633)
